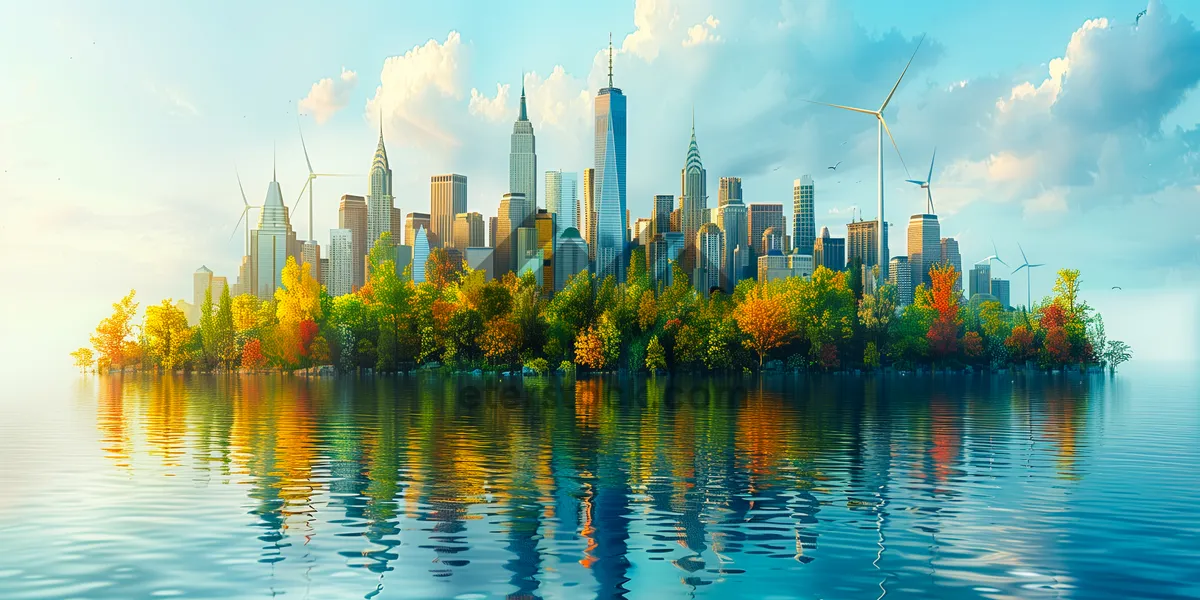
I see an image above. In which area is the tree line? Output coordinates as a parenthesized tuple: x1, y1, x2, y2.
(74, 232, 1132, 376)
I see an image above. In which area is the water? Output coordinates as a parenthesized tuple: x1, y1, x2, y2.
(1, 369, 1198, 599)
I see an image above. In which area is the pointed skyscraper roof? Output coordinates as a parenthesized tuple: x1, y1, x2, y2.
(686, 114, 702, 172)
(517, 79, 528, 122)
(372, 106, 389, 172)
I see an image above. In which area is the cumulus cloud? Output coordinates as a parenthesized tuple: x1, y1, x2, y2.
(683, 15, 722, 47)
(299, 68, 358, 124)
(468, 83, 511, 122)
(366, 31, 466, 149)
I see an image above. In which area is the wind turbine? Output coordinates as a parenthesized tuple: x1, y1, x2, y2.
(906, 147, 937, 214)
(229, 168, 261, 256)
(1012, 243, 1045, 309)
(808, 34, 924, 281)
(979, 240, 1008, 268)
(292, 120, 357, 242)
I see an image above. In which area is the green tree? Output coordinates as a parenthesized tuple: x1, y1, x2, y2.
(859, 283, 897, 351)
(645, 335, 667, 372)
(1103, 340, 1132, 373)
(198, 284, 216, 368)
(215, 285, 237, 368)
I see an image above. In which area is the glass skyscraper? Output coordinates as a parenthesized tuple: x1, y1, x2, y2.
(545, 170, 578, 236)
(794, 175, 815, 256)
(594, 39, 627, 284)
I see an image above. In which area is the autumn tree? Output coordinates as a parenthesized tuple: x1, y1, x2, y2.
(90, 290, 139, 371)
(1005, 324, 1035, 365)
(734, 283, 793, 368)
(71, 348, 94, 373)
(241, 339, 267, 370)
(573, 325, 606, 370)
(859, 284, 897, 350)
(425, 247, 459, 290)
(926, 263, 962, 362)
(143, 299, 192, 370)
(480, 317, 519, 368)
(645, 335, 666, 372)
(232, 293, 261, 334)
(273, 257, 324, 366)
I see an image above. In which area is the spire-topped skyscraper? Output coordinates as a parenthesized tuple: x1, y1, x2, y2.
(680, 112, 707, 273)
(367, 112, 394, 255)
(509, 79, 537, 226)
(594, 34, 628, 283)
(250, 170, 298, 300)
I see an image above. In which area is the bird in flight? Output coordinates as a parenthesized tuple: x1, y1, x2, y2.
(1136, 9, 1147, 25)
(828, 161, 842, 171)
(1112, 286, 1122, 290)
(772, 165, 782, 172)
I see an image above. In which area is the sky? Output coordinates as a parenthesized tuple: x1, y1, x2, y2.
(1, 0, 1199, 371)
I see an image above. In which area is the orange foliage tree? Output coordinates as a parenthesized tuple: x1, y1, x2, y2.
(925, 263, 962, 361)
(90, 290, 140, 371)
(1005, 324, 1035, 364)
(733, 284, 794, 367)
(241, 339, 267, 370)
(479, 317, 519, 367)
(574, 325, 607, 370)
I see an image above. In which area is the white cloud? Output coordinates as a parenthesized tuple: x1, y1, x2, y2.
(622, 0, 681, 61)
(468, 83, 511, 122)
(299, 68, 359, 124)
(365, 31, 466, 149)
(683, 15, 722, 47)
(1023, 187, 1069, 218)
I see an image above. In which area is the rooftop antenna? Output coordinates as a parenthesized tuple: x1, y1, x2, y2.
(607, 32, 614, 87)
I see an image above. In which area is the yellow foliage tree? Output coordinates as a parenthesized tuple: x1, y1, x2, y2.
(71, 347, 95, 373)
(90, 290, 139, 372)
(275, 257, 323, 326)
(143, 299, 192, 370)
(231, 293, 260, 333)
(734, 283, 794, 367)
(574, 325, 606, 370)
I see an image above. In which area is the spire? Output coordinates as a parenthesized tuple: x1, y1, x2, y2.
(272, 141, 276, 181)
(607, 32, 614, 88)
(518, 77, 528, 121)
(378, 104, 383, 138)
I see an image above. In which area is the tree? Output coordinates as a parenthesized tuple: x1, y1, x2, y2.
(645, 335, 667, 372)
(480, 317, 519, 368)
(1005, 324, 1035, 365)
(90, 290, 139, 371)
(1053, 268, 1082, 322)
(232, 294, 260, 334)
(241, 339, 267, 370)
(962, 331, 984, 361)
(786, 267, 856, 368)
(198, 284, 216, 367)
(846, 255, 864, 301)
(863, 341, 880, 369)
(71, 347, 94, 373)
(1041, 326, 1072, 367)
(926, 263, 962, 362)
(859, 284, 897, 348)
(215, 285, 237, 368)
(143, 299, 192, 370)
(637, 289, 658, 332)
(1103, 340, 1132, 373)
(734, 284, 793, 367)
(425, 247, 458, 290)
(573, 325, 606, 370)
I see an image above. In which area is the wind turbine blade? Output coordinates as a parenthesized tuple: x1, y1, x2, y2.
(230, 209, 247, 240)
(880, 33, 925, 113)
(928, 147, 936, 183)
(1018, 242, 1029, 264)
(236, 168, 249, 207)
(312, 173, 359, 177)
(1013, 264, 1026, 274)
(927, 188, 935, 214)
(1030, 263, 1045, 268)
(803, 99, 877, 116)
(994, 257, 1009, 267)
(291, 177, 311, 214)
(880, 116, 909, 177)
(298, 118, 314, 174)
(905, 179, 925, 185)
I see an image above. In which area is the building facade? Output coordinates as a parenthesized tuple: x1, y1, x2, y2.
(301, 240, 321, 284)
(594, 40, 627, 284)
(250, 177, 299, 300)
(412, 227, 430, 284)
(847, 219, 889, 270)
(969, 263, 992, 299)
(718, 176, 742, 207)
(941, 237, 962, 292)
(545, 170, 579, 235)
(907, 213, 941, 289)
(338, 194, 368, 291)
(793, 175, 816, 256)
(556, 227, 588, 291)
(405, 213, 430, 254)
(813, 226, 846, 272)
(367, 124, 393, 256)
(717, 196, 747, 292)
(464, 247, 494, 281)
(535, 210, 556, 296)
(749, 204, 786, 255)
(583, 168, 597, 263)
(510, 85, 537, 214)
(453, 212, 485, 250)
(495, 193, 525, 277)
(431, 174, 468, 249)
(328, 228, 353, 297)
(991, 278, 1011, 309)
(695, 222, 723, 296)
(889, 255, 913, 306)
(680, 122, 707, 273)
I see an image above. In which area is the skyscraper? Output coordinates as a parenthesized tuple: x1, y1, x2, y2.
(338, 194, 368, 291)
(969, 263, 992, 299)
(510, 84, 538, 212)
(495, 193, 525, 277)
(488, 216, 498, 249)
(193, 266, 213, 313)
(941, 237, 962, 292)
(794, 176, 815, 256)
(695, 222, 723, 297)
(718, 176, 742, 207)
(465, 247, 494, 281)
(556, 227, 588, 291)
(405, 212, 431, 253)
(653, 194, 673, 235)
(301, 240, 321, 284)
(680, 118, 707, 273)
(633, 218, 653, 245)
(847, 219, 889, 269)
(545, 170, 579, 235)
(583, 168, 597, 262)
(594, 37, 627, 284)
(991, 278, 1011, 309)
(328, 228, 353, 297)
(813, 226, 846, 272)
(250, 174, 299, 300)
(762, 226, 785, 256)
(516, 226, 541, 286)
(907, 213, 941, 289)
(431, 174, 468, 248)
(453, 212, 485, 249)
(367, 122, 393, 256)
(749, 204, 786, 255)
(412, 226, 430, 284)
(535, 210, 556, 296)
(391, 208, 403, 246)
(717, 195, 747, 292)
(889, 256, 913, 306)
(647, 232, 686, 289)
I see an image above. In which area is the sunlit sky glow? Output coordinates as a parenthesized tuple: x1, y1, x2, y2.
(1, 0, 1198, 371)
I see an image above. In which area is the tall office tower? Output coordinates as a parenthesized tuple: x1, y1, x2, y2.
(412, 226, 430, 284)
(633, 218, 653, 245)
(556, 228, 588, 291)
(405, 212, 431, 253)
(367, 121, 394, 256)
(391, 208, 404, 246)
(545, 170, 579, 234)
(646, 232, 686, 289)
(969, 263, 992, 299)
(583, 168, 597, 262)
(488, 216, 498, 248)
(250, 174, 299, 300)
(680, 118, 707, 273)
(510, 84, 537, 214)
(794, 175, 816, 256)
(626, 209, 632, 245)
(762, 226, 786, 256)
(670, 207, 681, 232)
(338, 194, 368, 291)
(749, 204, 786, 255)
(889, 256, 913, 306)
(990, 278, 1011, 309)
(192, 266, 213, 324)
(718, 176, 742, 207)
(233, 257, 251, 297)
(431, 174, 468, 248)
(594, 37, 628, 283)
(695, 223, 723, 297)
(453, 212, 485, 250)
(210, 276, 227, 303)
(941, 237, 962, 292)
(495, 193, 525, 277)
(717, 195, 747, 292)
(653, 194, 673, 235)
(847, 218, 889, 269)
(516, 227, 541, 286)
(301, 240, 321, 283)
(813, 226, 846, 272)
(907, 213, 941, 289)
(535, 210, 556, 296)
(328, 228, 353, 297)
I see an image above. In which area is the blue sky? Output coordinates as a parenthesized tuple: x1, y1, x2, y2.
(1, 0, 1198, 369)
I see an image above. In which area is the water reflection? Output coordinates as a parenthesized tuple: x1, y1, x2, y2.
(39, 373, 1128, 597)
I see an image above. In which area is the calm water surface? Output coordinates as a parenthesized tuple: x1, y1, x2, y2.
(1, 369, 1198, 599)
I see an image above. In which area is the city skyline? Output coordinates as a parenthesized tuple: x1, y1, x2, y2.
(2, 0, 1199, 371)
